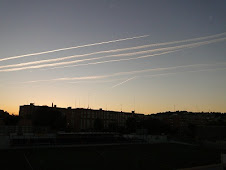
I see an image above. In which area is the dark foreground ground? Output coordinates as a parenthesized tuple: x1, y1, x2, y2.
(0, 143, 222, 170)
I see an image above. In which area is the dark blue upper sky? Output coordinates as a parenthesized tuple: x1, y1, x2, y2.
(1, 0, 225, 52)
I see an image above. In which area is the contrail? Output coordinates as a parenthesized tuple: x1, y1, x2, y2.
(48, 50, 181, 70)
(0, 35, 149, 62)
(44, 36, 226, 69)
(1, 36, 226, 72)
(139, 67, 226, 79)
(1, 32, 226, 69)
(110, 77, 136, 89)
(68, 77, 126, 84)
(125, 67, 226, 81)
(24, 62, 226, 83)
(26, 75, 106, 83)
(0, 50, 180, 72)
(41, 36, 226, 71)
(108, 62, 226, 77)
(0, 47, 175, 69)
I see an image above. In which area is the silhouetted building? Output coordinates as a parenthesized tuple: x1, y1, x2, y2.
(19, 103, 144, 132)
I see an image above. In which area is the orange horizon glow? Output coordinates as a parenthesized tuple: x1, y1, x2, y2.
(3, 101, 226, 116)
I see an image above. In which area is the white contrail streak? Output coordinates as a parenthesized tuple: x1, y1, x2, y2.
(0, 35, 149, 62)
(139, 67, 226, 79)
(1, 32, 226, 69)
(110, 77, 136, 89)
(67, 77, 126, 84)
(0, 47, 176, 69)
(41, 36, 226, 70)
(108, 62, 226, 77)
(24, 62, 226, 83)
(48, 50, 180, 70)
(0, 50, 178, 72)
(27, 75, 106, 83)
(1, 36, 226, 72)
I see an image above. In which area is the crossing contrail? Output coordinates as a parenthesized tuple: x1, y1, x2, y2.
(1, 32, 226, 69)
(110, 77, 136, 89)
(0, 35, 149, 62)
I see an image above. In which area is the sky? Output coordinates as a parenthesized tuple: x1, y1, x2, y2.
(0, 0, 226, 115)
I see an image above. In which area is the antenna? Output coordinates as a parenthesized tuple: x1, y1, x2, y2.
(88, 94, 89, 109)
(133, 96, 135, 112)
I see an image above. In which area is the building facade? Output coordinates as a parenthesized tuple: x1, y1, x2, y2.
(19, 103, 144, 132)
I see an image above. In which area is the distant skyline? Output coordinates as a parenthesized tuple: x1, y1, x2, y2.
(0, 0, 226, 115)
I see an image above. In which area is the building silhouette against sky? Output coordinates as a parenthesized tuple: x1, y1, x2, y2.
(19, 103, 145, 131)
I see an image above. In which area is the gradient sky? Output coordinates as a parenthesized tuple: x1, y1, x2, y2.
(0, 0, 226, 115)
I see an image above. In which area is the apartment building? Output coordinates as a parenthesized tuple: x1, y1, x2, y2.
(19, 103, 144, 131)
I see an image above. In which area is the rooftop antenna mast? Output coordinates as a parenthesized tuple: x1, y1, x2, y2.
(88, 93, 90, 109)
(134, 96, 135, 112)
